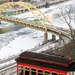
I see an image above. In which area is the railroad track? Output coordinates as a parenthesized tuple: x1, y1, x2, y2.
(0, 40, 57, 75)
(0, 38, 70, 75)
(0, 63, 16, 75)
(28, 40, 59, 53)
(0, 54, 19, 64)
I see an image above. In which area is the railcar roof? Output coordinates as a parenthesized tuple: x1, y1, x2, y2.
(20, 51, 72, 64)
(16, 51, 75, 71)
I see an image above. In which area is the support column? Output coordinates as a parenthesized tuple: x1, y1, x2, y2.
(0, 20, 1, 24)
(20, 0, 24, 1)
(59, 32, 64, 43)
(16, 11, 18, 15)
(52, 35, 56, 40)
(44, 31, 48, 44)
(12, 0, 14, 2)
(23, 10, 25, 13)
(21, 10, 23, 13)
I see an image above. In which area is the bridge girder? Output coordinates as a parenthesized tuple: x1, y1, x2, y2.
(0, 2, 54, 31)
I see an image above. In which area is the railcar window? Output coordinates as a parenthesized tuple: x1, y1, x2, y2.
(18, 66, 23, 75)
(31, 68, 36, 75)
(52, 72, 57, 75)
(38, 70, 43, 75)
(18, 70, 23, 75)
(25, 67, 30, 75)
(59, 74, 64, 75)
(19, 66, 23, 69)
(44, 71, 50, 75)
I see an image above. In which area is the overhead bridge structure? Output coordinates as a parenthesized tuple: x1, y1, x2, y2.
(0, 16, 71, 37)
(0, 2, 53, 26)
(0, 2, 71, 43)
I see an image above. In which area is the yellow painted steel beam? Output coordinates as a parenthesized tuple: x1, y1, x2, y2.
(0, 2, 71, 39)
(0, 2, 54, 31)
(0, 16, 71, 39)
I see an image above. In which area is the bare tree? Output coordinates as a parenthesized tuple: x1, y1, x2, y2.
(42, 3, 75, 59)
(58, 3, 75, 58)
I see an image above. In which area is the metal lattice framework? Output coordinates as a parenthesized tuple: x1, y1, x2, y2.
(0, 2, 54, 31)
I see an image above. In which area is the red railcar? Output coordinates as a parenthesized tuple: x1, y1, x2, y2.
(15, 52, 75, 75)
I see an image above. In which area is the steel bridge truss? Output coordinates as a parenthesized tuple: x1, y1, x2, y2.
(0, 2, 71, 40)
(0, 2, 53, 31)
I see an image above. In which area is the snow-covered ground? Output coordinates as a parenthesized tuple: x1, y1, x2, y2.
(0, 29, 44, 59)
(0, 0, 75, 68)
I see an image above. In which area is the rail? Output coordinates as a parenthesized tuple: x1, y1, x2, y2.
(0, 63, 16, 74)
